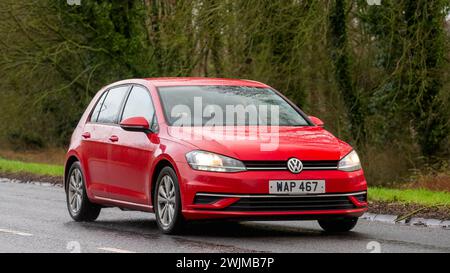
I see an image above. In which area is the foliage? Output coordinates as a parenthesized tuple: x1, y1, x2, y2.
(358, 0, 450, 158)
(0, 0, 449, 185)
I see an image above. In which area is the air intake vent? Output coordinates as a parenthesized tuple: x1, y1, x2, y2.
(225, 195, 356, 211)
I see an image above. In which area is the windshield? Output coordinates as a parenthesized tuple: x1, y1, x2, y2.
(158, 86, 309, 127)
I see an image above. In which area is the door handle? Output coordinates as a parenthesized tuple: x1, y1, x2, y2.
(81, 132, 91, 139)
(109, 135, 119, 142)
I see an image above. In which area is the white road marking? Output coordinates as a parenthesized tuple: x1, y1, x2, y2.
(97, 247, 135, 253)
(0, 228, 33, 237)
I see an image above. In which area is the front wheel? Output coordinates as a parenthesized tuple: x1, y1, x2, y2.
(154, 167, 185, 234)
(66, 162, 101, 222)
(318, 217, 358, 232)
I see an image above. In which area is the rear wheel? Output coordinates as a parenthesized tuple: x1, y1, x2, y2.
(66, 162, 101, 222)
(318, 217, 358, 232)
(154, 166, 185, 234)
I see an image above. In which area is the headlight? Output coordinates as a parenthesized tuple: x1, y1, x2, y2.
(338, 150, 362, 172)
(186, 151, 246, 172)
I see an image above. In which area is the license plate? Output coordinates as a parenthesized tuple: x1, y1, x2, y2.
(269, 180, 325, 194)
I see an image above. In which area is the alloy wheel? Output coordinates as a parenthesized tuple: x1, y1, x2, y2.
(157, 175, 176, 227)
(68, 168, 83, 215)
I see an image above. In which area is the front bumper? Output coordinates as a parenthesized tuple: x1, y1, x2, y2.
(176, 162, 368, 220)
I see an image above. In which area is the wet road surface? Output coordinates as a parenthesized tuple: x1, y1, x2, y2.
(0, 180, 449, 253)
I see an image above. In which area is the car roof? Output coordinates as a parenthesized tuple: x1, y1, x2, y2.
(144, 77, 269, 88)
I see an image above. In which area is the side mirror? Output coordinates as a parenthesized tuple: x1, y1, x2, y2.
(120, 117, 151, 133)
(309, 116, 325, 127)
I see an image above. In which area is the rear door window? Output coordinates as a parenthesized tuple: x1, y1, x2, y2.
(97, 86, 129, 124)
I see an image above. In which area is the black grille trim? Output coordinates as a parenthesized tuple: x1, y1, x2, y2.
(354, 193, 367, 203)
(194, 195, 223, 205)
(243, 160, 339, 170)
(244, 161, 286, 168)
(303, 160, 339, 168)
(225, 195, 357, 211)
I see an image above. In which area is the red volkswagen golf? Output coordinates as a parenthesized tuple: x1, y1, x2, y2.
(65, 78, 367, 234)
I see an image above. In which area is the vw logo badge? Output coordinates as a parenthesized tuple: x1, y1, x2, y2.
(287, 158, 303, 174)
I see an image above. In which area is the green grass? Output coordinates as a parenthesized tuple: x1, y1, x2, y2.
(0, 157, 64, 177)
(0, 157, 449, 206)
(369, 187, 450, 206)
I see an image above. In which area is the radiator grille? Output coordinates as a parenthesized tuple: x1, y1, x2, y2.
(243, 160, 339, 170)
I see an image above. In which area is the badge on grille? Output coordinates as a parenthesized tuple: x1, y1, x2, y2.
(287, 158, 303, 174)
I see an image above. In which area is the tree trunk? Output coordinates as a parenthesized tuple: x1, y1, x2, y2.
(329, 0, 366, 144)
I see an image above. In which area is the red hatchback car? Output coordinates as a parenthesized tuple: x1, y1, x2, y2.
(64, 78, 368, 234)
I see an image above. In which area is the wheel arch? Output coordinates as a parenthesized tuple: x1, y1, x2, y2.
(64, 154, 81, 191)
(150, 156, 181, 207)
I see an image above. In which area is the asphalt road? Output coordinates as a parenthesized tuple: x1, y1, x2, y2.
(0, 180, 449, 253)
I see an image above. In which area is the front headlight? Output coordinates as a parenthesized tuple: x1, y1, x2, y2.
(186, 151, 246, 173)
(338, 150, 362, 172)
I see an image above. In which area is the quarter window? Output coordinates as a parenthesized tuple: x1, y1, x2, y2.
(90, 90, 108, 122)
(97, 86, 129, 124)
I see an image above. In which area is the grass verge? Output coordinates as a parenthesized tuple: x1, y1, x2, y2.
(0, 157, 63, 177)
(369, 187, 450, 206)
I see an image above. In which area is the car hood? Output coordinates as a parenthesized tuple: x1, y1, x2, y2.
(167, 126, 352, 161)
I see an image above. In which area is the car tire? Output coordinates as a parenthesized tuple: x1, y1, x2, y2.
(66, 162, 101, 222)
(318, 217, 358, 232)
(154, 166, 185, 234)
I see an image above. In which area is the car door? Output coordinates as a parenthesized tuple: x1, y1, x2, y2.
(88, 85, 130, 197)
(107, 85, 158, 206)
(80, 90, 112, 197)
